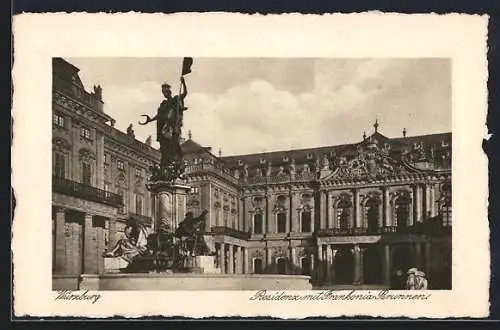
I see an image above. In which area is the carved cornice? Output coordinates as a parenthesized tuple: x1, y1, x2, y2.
(52, 137, 72, 151)
(53, 91, 109, 125)
(79, 148, 96, 161)
(105, 138, 157, 168)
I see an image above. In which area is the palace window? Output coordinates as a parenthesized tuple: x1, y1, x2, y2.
(223, 211, 229, 227)
(301, 211, 312, 232)
(440, 182, 452, 227)
(81, 162, 91, 185)
(395, 196, 410, 228)
(215, 209, 220, 225)
(441, 202, 452, 227)
(117, 189, 126, 214)
(253, 258, 263, 274)
(80, 126, 91, 140)
(53, 113, 65, 128)
(365, 198, 381, 233)
(117, 160, 125, 171)
(337, 199, 352, 230)
(277, 212, 287, 233)
(253, 213, 263, 234)
(54, 153, 66, 178)
(135, 194, 143, 215)
(135, 167, 142, 177)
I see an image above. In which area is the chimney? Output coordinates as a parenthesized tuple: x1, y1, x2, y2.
(218, 148, 222, 158)
(403, 128, 407, 138)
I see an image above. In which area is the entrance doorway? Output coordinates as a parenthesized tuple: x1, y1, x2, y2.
(253, 258, 263, 274)
(363, 247, 383, 284)
(392, 245, 415, 274)
(335, 247, 354, 284)
(277, 258, 287, 274)
(301, 257, 311, 276)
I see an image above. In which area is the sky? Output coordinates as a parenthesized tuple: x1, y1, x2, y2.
(67, 57, 451, 156)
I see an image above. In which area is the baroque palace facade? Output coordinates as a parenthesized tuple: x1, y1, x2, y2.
(52, 58, 452, 288)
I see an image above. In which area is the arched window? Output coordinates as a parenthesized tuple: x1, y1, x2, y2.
(117, 188, 126, 214)
(365, 198, 380, 233)
(276, 196, 287, 233)
(301, 211, 312, 232)
(81, 162, 92, 185)
(277, 212, 287, 233)
(337, 199, 352, 230)
(395, 196, 410, 228)
(54, 153, 66, 179)
(253, 213, 263, 234)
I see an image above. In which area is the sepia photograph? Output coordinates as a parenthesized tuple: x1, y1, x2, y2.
(51, 57, 452, 291)
(12, 13, 488, 318)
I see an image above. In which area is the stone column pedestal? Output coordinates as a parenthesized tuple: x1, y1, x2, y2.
(147, 181, 191, 232)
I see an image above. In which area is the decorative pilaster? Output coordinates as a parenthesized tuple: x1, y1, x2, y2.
(244, 196, 252, 232)
(354, 189, 361, 228)
(266, 247, 272, 273)
(326, 245, 333, 283)
(320, 191, 327, 229)
(228, 244, 234, 274)
(219, 243, 226, 273)
(290, 191, 299, 232)
(96, 130, 105, 189)
(54, 207, 66, 274)
(236, 246, 242, 274)
(425, 184, 432, 218)
(290, 246, 296, 274)
(430, 184, 437, 217)
(238, 195, 244, 232)
(243, 247, 249, 274)
(316, 244, 323, 282)
(353, 245, 361, 284)
(383, 187, 391, 226)
(266, 194, 273, 234)
(83, 213, 95, 274)
(383, 244, 391, 285)
(327, 192, 334, 228)
(310, 196, 316, 232)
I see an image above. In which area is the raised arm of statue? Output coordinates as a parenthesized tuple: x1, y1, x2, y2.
(139, 114, 158, 125)
(180, 76, 188, 99)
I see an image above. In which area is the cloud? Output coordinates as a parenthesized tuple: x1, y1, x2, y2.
(75, 58, 451, 156)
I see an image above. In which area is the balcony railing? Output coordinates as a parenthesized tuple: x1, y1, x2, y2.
(206, 226, 251, 240)
(129, 213, 153, 225)
(52, 176, 123, 207)
(184, 163, 239, 184)
(317, 225, 451, 237)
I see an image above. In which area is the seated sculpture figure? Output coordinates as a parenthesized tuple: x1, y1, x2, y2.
(104, 225, 148, 271)
(175, 210, 213, 257)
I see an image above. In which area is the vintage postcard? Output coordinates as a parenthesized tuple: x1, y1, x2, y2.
(12, 13, 489, 318)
